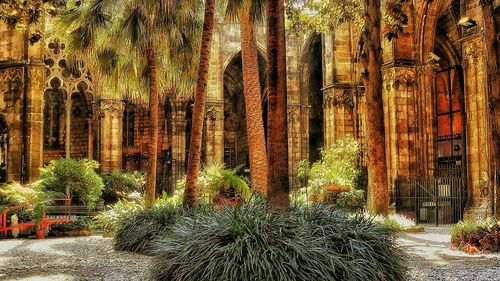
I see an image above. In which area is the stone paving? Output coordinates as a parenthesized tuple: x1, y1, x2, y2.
(402, 228, 500, 281)
(1, 230, 500, 280)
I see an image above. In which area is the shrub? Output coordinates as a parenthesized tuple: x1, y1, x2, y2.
(451, 218, 500, 253)
(149, 203, 407, 281)
(371, 213, 423, 233)
(40, 158, 104, 209)
(49, 216, 93, 236)
(93, 199, 143, 236)
(298, 136, 360, 195)
(0, 181, 64, 223)
(102, 171, 146, 203)
(336, 189, 365, 210)
(114, 205, 185, 254)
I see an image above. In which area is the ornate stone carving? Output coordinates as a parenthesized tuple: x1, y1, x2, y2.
(287, 104, 300, 123)
(100, 99, 124, 119)
(205, 101, 224, 121)
(323, 88, 354, 108)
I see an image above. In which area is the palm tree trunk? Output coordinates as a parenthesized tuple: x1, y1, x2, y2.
(266, 0, 289, 210)
(184, 0, 216, 207)
(362, 0, 389, 215)
(145, 47, 159, 203)
(480, 1, 500, 216)
(238, 10, 269, 194)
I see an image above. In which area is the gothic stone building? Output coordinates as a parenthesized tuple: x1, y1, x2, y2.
(0, 0, 498, 222)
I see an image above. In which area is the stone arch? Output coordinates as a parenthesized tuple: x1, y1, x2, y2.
(223, 49, 267, 169)
(416, 0, 457, 64)
(300, 33, 324, 162)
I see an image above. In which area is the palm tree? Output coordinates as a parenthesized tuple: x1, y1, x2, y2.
(56, 0, 201, 203)
(226, 0, 268, 194)
(266, 0, 290, 209)
(361, 0, 389, 215)
(184, 0, 217, 207)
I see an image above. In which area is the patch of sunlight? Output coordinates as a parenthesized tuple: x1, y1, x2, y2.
(8, 274, 75, 281)
(0, 240, 24, 254)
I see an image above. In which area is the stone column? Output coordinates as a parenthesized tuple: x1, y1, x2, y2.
(24, 64, 45, 181)
(205, 101, 224, 163)
(381, 66, 418, 198)
(300, 105, 311, 161)
(65, 98, 72, 158)
(87, 118, 93, 160)
(170, 100, 187, 186)
(287, 104, 301, 188)
(98, 99, 124, 173)
(323, 87, 355, 149)
(462, 36, 493, 219)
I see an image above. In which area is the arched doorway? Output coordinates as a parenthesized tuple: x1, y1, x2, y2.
(0, 117, 8, 183)
(223, 51, 267, 170)
(302, 33, 324, 163)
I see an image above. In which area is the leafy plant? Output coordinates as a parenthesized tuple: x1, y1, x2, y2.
(102, 171, 146, 203)
(451, 218, 500, 253)
(149, 202, 407, 281)
(114, 205, 185, 254)
(40, 158, 105, 209)
(298, 136, 361, 197)
(371, 213, 423, 233)
(93, 199, 143, 236)
(336, 189, 365, 210)
(50, 217, 93, 233)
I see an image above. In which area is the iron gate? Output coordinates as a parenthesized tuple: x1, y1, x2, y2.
(394, 168, 467, 226)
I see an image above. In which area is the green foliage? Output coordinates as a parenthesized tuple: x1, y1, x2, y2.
(93, 191, 185, 237)
(0, 181, 64, 224)
(149, 203, 407, 281)
(336, 189, 365, 210)
(178, 162, 251, 202)
(371, 214, 423, 233)
(40, 158, 105, 210)
(451, 218, 500, 253)
(298, 136, 361, 196)
(102, 171, 146, 203)
(114, 205, 184, 254)
(93, 199, 143, 236)
(286, 0, 409, 41)
(50, 216, 93, 232)
(451, 218, 499, 237)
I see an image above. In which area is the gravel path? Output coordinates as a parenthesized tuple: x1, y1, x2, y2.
(0, 236, 150, 281)
(1, 230, 500, 280)
(401, 228, 500, 281)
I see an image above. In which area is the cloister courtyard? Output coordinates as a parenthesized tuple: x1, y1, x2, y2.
(1, 0, 499, 280)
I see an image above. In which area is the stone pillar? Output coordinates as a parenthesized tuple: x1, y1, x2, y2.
(87, 118, 93, 160)
(323, 87, 355, 149)
(415, 64, 438, 177)
(65, 98, 72, 158)
(381, 66, 418, 198)
(24, 64, 45, 182)
(205, 101, 224, 163)
(287, 104, 301, 188)
(98, 99, 124, 173)
(300, 105, 311, 162)
(170, 100, 187, 186)
(462, 36, 493, 219)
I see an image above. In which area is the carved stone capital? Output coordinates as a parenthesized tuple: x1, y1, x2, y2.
(99, 99, 124, 119)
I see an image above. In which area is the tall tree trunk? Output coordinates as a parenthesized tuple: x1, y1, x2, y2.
(184, 0, 216, 207)
(145, 47, 159, 203)
(266, 0, 290, 210)
(362, 0, 389, 215)
(238, 10, 269, 194)
(480, 0, 500, 216)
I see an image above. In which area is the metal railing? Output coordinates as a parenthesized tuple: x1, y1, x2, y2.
(394, 169, 467, 226)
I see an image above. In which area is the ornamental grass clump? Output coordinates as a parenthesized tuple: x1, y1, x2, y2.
(114, 205, 185, 254)
(149, 203, 407, 281)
